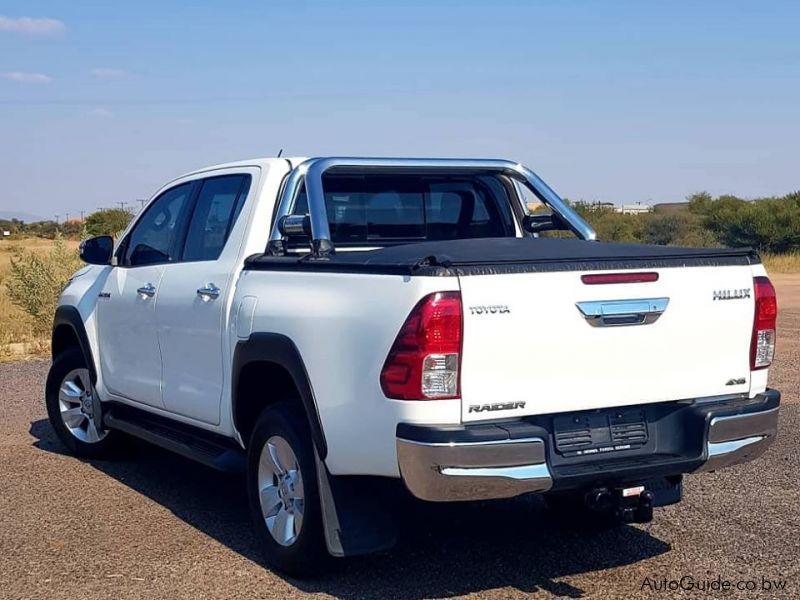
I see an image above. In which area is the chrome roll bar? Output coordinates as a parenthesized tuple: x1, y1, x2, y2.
(267, 157, 596, 257)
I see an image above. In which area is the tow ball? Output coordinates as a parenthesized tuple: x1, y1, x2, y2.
(586, 486, 654, 523)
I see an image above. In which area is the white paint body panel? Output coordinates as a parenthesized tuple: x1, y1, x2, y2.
(459, 266, 758, 422)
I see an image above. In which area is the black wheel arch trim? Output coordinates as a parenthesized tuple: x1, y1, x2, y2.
(52, 305, 97, 383)
(232, 332, 328, 458)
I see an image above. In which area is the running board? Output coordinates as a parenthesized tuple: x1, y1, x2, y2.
(103, 402, 245, 473)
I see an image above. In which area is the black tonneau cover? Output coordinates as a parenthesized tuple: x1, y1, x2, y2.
(244, 238, 759, 277)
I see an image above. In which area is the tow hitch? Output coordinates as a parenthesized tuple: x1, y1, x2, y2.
(586, 486, 655, 523)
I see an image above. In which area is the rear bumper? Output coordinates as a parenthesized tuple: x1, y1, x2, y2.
(396, 389, 780, 502)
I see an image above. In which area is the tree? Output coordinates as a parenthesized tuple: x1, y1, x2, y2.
(84, 208, 133, 238)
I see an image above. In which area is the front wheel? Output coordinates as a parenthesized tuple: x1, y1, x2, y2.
(45, 347, 119, 458)
(246, 403, 328, 577)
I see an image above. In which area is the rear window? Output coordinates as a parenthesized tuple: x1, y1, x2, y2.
(289, 173, 516, 247)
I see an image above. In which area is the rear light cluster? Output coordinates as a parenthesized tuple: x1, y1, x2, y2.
(751, 276, 777, 370)
(380, 292, 462, 400)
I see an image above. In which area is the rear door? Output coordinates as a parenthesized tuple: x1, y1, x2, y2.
(97, 182, 196, 408)
(458, 264, 756, 422)
(156, 172, 253, 425)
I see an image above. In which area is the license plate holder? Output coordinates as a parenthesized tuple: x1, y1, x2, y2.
(553, 408, 649, 457)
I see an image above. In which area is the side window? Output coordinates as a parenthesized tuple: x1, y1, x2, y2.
(123, 183, 194, 267)
(182, 175, 251, 262)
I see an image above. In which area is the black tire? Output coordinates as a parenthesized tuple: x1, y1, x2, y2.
(246, 403, 329, 577)
(45, 347, 119, 458)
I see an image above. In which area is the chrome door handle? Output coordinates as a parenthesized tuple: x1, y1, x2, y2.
(196, 283, 220, 300)
(136, 283, 156, 298)
(576, 298, 669, 327)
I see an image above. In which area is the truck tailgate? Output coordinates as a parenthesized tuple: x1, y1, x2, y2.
(459, 265, 756, 422)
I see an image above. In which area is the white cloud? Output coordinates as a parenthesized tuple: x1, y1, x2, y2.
(90, 67, 126, 78)
(88, 107, 113, 118)
(0, 15, 65, 35)
(1, 71, 52, 84)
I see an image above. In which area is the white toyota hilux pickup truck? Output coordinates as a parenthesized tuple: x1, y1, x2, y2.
(49, 156, 780, 576)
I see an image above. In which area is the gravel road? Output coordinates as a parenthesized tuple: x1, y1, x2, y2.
(2, 275, 798, 600)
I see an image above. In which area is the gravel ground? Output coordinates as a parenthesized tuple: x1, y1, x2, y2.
(1, 275, 798, 600)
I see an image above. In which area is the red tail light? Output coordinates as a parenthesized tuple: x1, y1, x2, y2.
(750, 276, 777, 370)
(380, 292, 462, 400)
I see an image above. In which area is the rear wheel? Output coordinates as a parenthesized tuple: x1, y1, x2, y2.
(45, 347, 119, 458)
(246, 403, 328, 577)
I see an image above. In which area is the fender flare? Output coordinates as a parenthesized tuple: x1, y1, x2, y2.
(232, 332, 327, 458)
(52, 305, 98, 383)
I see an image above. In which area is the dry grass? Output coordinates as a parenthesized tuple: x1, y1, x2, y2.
(762, 252, 800, 274)
(0, 237, 79, 361)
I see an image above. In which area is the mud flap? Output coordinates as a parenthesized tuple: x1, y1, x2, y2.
(315, 450, 397, 557)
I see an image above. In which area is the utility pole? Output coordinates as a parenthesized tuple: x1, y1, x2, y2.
(137, 198, 147, 211)
(80, 210, 85, 220)
(65, 212, 70, 222)
(117, 201, 127, 211)
(54, 214, 59, 224)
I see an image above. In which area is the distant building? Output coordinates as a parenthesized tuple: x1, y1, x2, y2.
(2, 231, 10, 237)
(615, 203, 652, 215)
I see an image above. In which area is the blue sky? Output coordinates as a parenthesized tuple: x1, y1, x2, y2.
(1, 1, 798, 219)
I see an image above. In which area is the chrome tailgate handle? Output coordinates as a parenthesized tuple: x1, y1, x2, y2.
(576, 298, 669, 327)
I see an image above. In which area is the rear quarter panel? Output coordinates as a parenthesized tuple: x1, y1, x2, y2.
(232, 270, 461, 477)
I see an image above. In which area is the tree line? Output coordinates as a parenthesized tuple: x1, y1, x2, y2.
(3, 191, 799, 252)
(569, 191, 800, 252)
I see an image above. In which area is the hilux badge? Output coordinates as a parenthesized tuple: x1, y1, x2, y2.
(713, 288, 751, 301)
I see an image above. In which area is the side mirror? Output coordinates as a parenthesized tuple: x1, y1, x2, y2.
(522, 213, 570, 235)
(79, 235, 114, 265)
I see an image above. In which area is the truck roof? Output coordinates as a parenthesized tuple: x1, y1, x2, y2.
(179, 157, 308, 178)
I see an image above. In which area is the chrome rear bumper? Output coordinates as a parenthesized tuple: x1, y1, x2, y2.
(397, 390, 780, 502)
(396, 437, 552, 502)
(697, 406, 779, 472)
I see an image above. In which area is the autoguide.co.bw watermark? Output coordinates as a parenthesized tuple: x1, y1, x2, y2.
(641, 574, 788, 594)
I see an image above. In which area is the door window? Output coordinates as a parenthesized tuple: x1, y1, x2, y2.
(182, 175, 251, 261)
(123, 183, 194, 266)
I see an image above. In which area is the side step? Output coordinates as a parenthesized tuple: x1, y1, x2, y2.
(103, 402, 245, 473)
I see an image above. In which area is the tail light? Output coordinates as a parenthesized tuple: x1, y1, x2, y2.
(751, 276, 777, 370)
(380, 292, 462, 400)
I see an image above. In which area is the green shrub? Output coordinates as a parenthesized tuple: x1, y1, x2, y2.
(5, 236, 82, 335)
(85, 208, 133, 238)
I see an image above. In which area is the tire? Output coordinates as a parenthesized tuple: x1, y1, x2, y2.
(247, 403, 329, 577)
(45, 347, 119, 458)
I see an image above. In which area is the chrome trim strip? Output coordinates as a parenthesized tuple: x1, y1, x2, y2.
(707, 435, 765, 458)
(441, 464, 551, 481)
(576, 297, 669, 327)
(268, 157, 597, 256)
(396, 436, 547, 448)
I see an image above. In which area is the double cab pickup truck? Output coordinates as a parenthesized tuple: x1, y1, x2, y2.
(49, 156, 780, 576)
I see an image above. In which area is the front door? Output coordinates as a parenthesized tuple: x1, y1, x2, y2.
(96, 181, 196, 408)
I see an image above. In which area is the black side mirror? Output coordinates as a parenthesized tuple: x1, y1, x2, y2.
(522, 213, 570, 235)
(79, 235, 114, 265)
